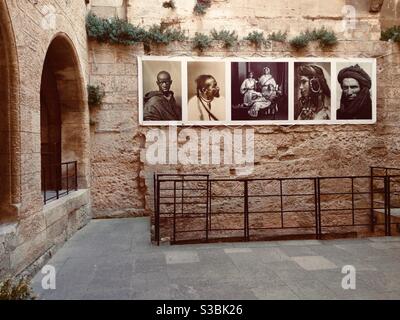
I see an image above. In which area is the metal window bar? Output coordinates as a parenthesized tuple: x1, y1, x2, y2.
(43, 161, 78, 204)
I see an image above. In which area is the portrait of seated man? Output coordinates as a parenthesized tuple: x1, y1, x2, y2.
(336, 64, 372, 120)
(143, 70, 182, 121)
(188, 74, 226, 121)
(295, 63, 331, 121)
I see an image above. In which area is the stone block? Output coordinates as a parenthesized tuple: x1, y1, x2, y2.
(10, 231, 47, 275)
(46, 215, 68, 248)
(16, 213, 46, 246)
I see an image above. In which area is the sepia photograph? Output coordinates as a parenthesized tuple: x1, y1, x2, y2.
(231, 62, 289, 121)
(187, 61, 226, 122)
(294, 62, 332, 121)
(336, 62, 374, 120)
(141, 60, 182, 122)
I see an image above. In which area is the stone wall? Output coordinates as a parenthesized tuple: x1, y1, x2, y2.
(127, 0, 383, 39)
(0, 0, 92, 280)
(87, 0, 400, 219)
(90, 0, 128, 19)
(88, 37, 400, 220)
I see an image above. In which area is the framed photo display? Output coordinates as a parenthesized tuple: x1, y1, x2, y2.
(138, 56, 376, 126)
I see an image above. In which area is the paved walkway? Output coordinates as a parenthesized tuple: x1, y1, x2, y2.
(32, 218, 400, 300)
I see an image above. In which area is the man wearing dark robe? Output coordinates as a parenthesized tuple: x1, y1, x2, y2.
(337, 64, 372, 120)
(143, 71, 181, 121)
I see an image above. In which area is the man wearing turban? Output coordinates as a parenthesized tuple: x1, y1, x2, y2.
(337, 64, 372, 120)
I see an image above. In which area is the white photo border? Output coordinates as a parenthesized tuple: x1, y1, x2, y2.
(138, 56, 377, 126)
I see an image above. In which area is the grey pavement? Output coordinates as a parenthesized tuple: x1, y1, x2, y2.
(32, 218, 400, 300)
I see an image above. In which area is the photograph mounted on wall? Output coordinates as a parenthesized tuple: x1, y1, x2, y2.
(336, 62, 374, 120)
(231, 61, 289, 121)
(294, 62, 332, 121)
(187, 60, 227, 122)
(141, 59, 183, 123)
(138, 57, 376, 125)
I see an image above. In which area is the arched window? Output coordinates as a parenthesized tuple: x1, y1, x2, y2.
(40, 34, 89, 203)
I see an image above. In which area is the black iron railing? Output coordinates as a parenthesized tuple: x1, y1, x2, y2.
(43, 161, 78, 204)
(154, 167, 400, 245)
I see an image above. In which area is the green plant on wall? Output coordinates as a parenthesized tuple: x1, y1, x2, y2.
(268, 31, 287, 42)
(86, 12, 146, 45)
(193, 32, 213, 52)
(244, 31, 268, 48)
(108, 17, 147, 45)
(193, 0, 212, 15)
(289, 33, 310, 49)
(86, 11, 342, 52)
(162, 0, 176, 9)
(381, 26, 400, 42)
(211, 29, 238, 48)
(86, 12, 109, 42)
(0, 278, 36, 300)
(308, 27, 338, 47)
(289, 27, 337, 49)
(88, 85, 105, 107)
(145, 24, 187, 45)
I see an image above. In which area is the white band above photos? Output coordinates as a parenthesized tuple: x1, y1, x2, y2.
(138, 56, 377, 126)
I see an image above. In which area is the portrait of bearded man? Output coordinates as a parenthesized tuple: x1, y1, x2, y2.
(337, 64, 372, 120)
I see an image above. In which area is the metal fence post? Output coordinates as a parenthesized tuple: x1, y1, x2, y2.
(388, 175, 392, 236)
(43, 170, 47, 204)
(156, 177, 160, 246)
(370, 167, 375, 232)
(56, 164, 59, 200)
(205, 177, 210, 242)
(244, 180, 249, 241)
(173, 181, 177, 244)
(314, 178, 319, 240)
(384, 176, 389, 236)
(75, 161, 78, 191)
(66, 163, 69, 195)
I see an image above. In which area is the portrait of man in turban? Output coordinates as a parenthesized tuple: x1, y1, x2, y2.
(337, 64, 372, 120)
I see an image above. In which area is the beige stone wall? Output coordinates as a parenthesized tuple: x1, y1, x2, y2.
(89, 43, 146, 217)
(0, 0, 91, 280)
(88, 37, 400, 219)
(90, 0, 128, 19)
(127, 0, 383, 40)
(88, 1, 400, 219)
(380, 0, 400, 28)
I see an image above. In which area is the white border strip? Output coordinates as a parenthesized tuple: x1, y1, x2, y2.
(138, 56, 377, 126)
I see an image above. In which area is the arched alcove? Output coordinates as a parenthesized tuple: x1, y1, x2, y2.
(40, 34, 89, 199)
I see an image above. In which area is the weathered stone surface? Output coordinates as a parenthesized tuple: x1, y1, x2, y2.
(2, 0, 400, 281)
(0, 0, 92, 280)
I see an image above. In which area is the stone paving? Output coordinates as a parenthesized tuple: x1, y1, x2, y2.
(32, 218, 400, 300)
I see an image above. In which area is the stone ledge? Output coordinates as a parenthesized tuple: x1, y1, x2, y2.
(92, 207, 146, 219)
(88, 39, 394, 57)
(44, 189, 90, 228)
